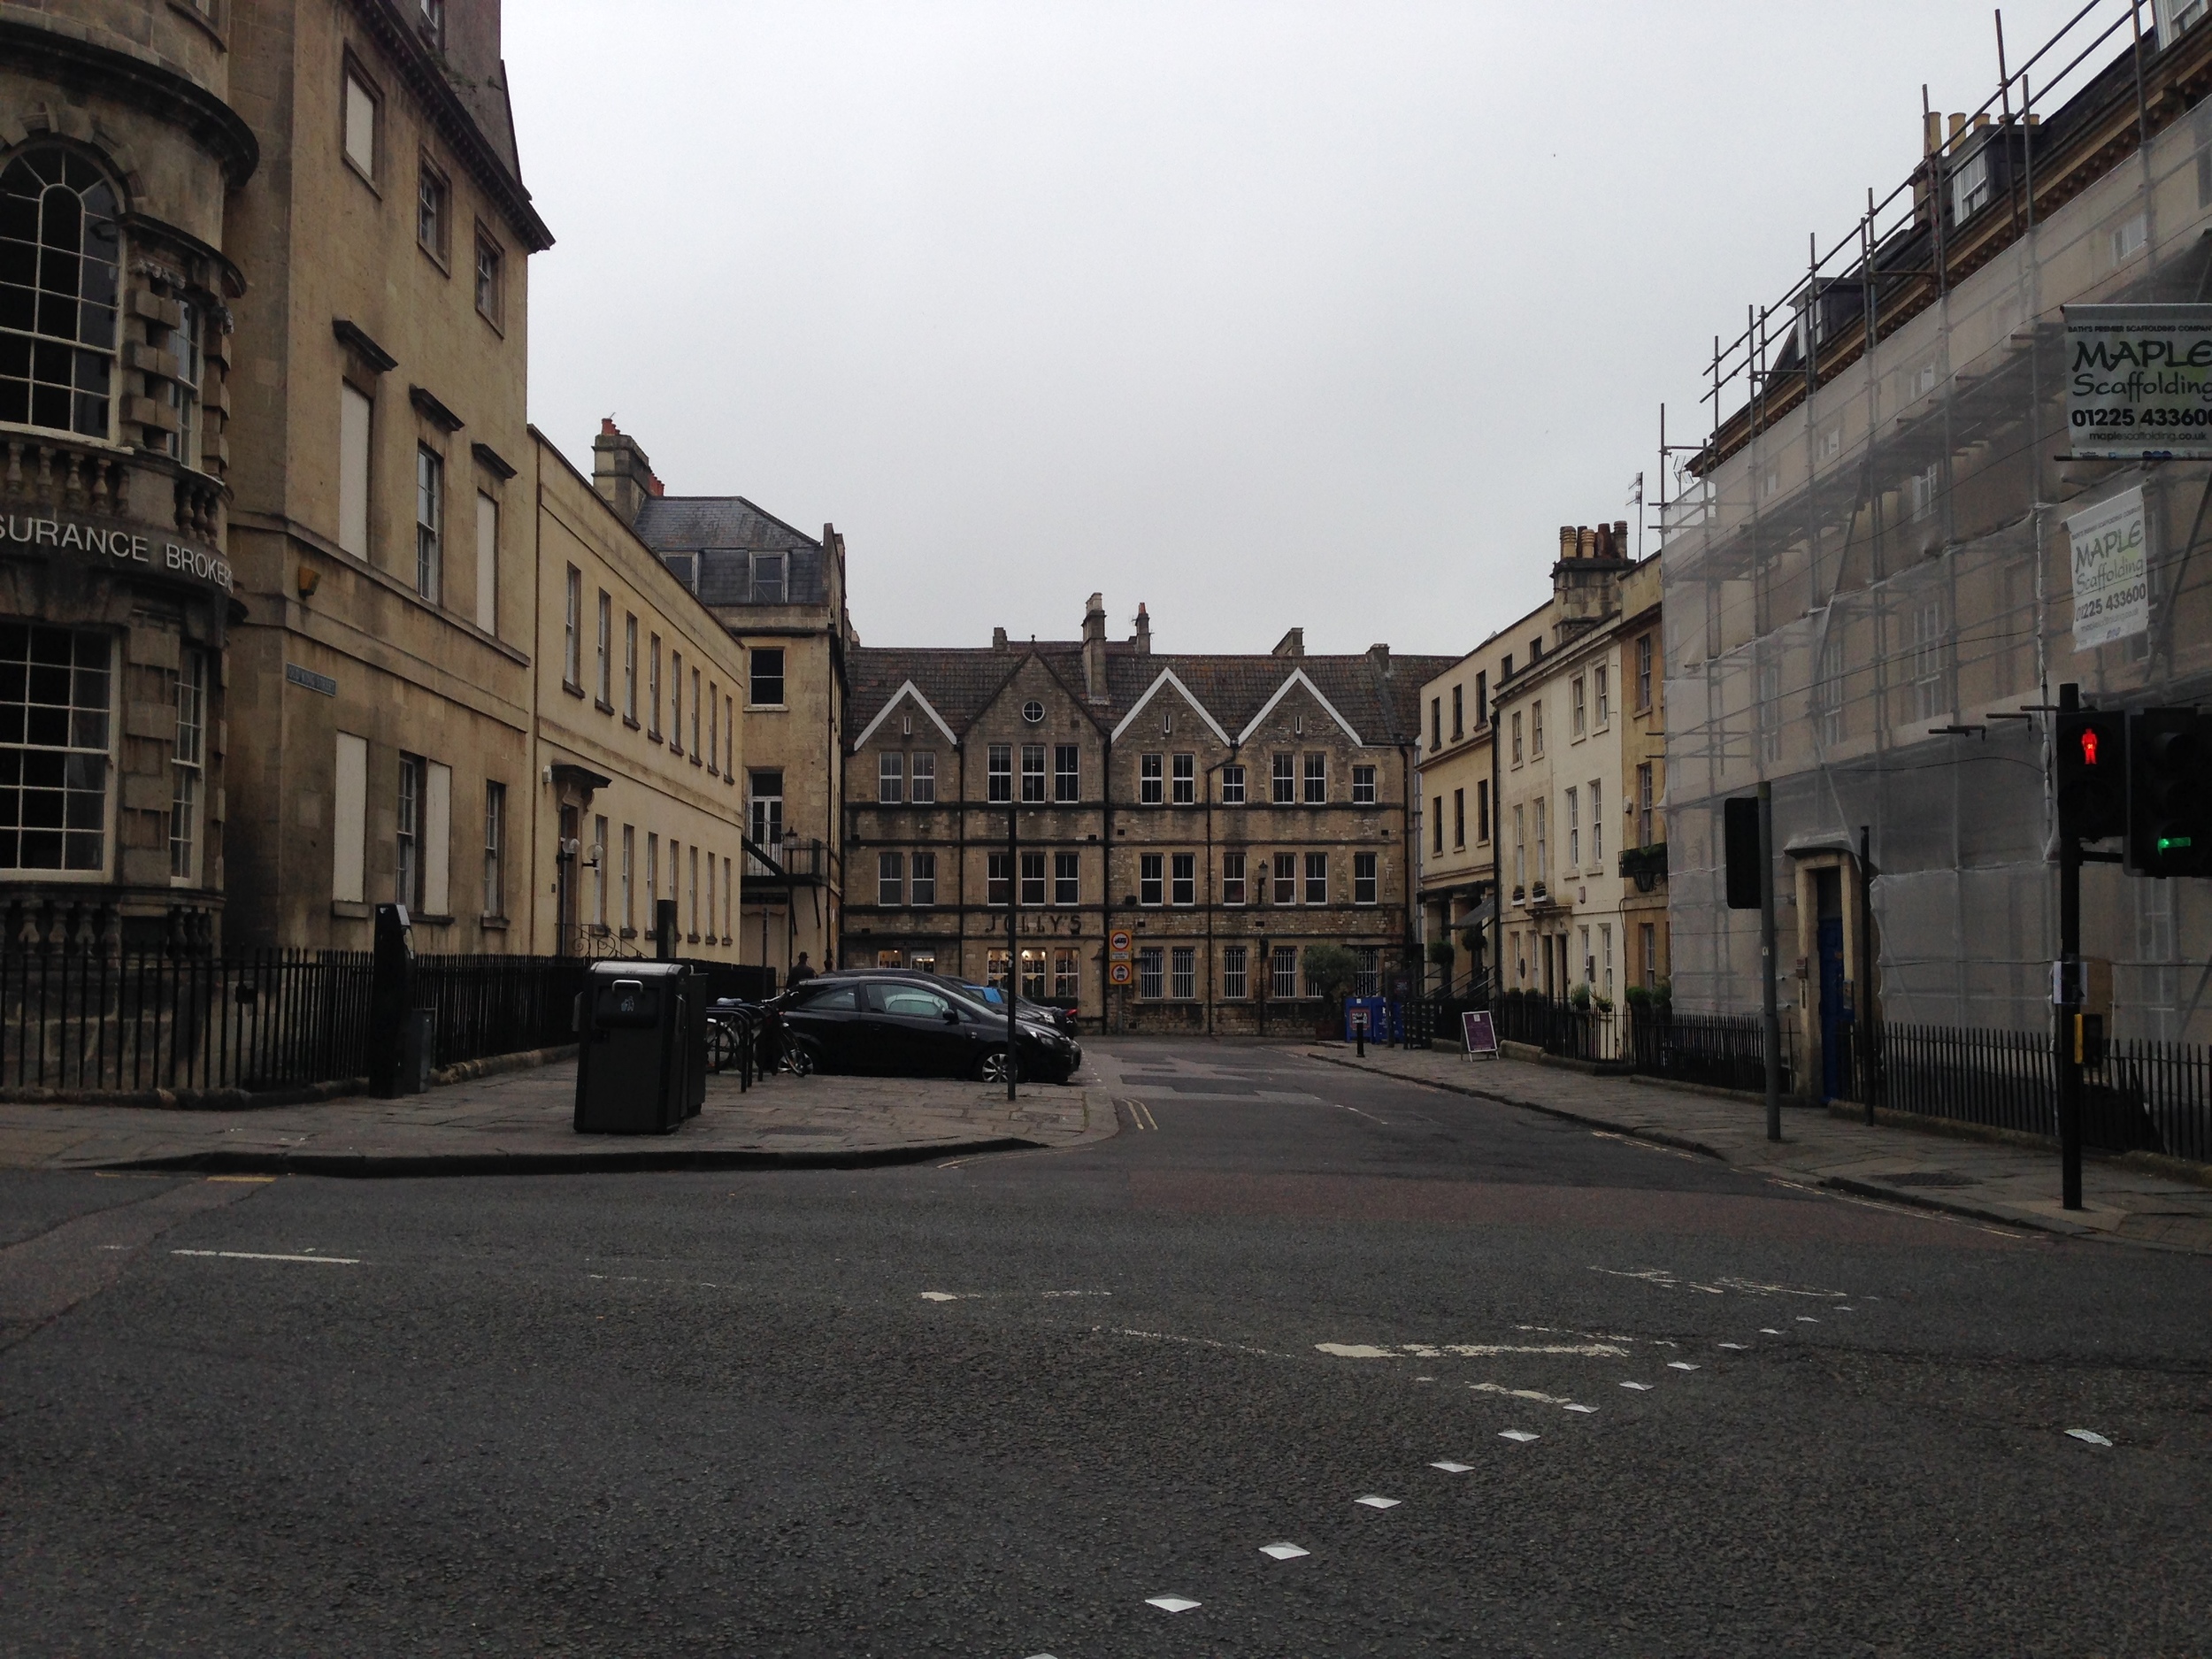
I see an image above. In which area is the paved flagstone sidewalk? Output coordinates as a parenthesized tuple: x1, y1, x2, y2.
(1297, 1042, 2212, 1254)
(0, 1060, 1116, 1177)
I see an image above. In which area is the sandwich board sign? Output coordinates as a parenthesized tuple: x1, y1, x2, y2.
(1462, 1010, 1499, 1060)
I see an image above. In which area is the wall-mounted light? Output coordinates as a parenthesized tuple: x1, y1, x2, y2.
(297, 564, 320, 599)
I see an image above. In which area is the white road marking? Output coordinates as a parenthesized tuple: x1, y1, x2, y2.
(1498, 1430, 1540, 1443)
(1620, 1382, 1653, 1391)
(1326, 1340, 1630, 1360)
(1717, 1342, 1749, 1350)
(171, 1249, 357, 1265)
(918, 1291, 961, 1302)
(1429, 1460, 1472, 1473)
(2065, 1429, 2113, 1447)
(1563, 1403, 1598, 1414)
(1260, 1542, 1311, 1561)
(1145, 1595, 1201, 1612)
(1471, 1382, 1578, 1406)
(1355, 1495, 1401, 1509)
(1114, 1327, 1292, 1358)
(1759, 1327, 1782, 1335)
(1796, 1317, 1819, 1324)
(1317, 1343, 1397, 1358)
(1334, 1104, 1392, 1126)
(1667, 1361, 1700, 1371)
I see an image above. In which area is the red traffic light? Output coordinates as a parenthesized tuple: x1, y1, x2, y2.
(2079, 728, 2101, 766)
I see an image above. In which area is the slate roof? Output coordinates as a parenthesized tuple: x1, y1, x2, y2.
(630, 495, 820, 554)
(849, 642, 1455, 750)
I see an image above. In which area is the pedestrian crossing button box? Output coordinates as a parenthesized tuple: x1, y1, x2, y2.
(575, 960, 695, 1134)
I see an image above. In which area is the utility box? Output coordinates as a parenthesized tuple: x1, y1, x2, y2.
(574, 961, 698, 1135)
(402, 1009, 435, 1094)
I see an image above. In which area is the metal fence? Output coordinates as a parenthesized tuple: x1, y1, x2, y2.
(0, 949, 746, 1100)
(1865, 1023, 2208, 1162)
(1627, 1009, 1789, 1096)
(1491, 990, 1619, 1064)
(0, 949, 375, 1095)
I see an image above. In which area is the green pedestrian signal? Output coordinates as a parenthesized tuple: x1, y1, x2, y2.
(2125, 709, 2212, 879)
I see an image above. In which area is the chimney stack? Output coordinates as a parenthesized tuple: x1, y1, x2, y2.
(1271, 626, 1304, 658)
(592, 418, 659, 526)
(1133, 603, 1151, 655)
(1082, 592, 1109, 702)
(1368, 642, 1390, 675)
(992, 626, 1009, 651)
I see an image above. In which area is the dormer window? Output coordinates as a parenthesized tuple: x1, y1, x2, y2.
(752, 551, 785, 603)
(419, 0, 446, 47)
(1949, 144, 1991, 223)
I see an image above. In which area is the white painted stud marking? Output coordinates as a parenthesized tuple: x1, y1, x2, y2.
(1429, 1460, 1472, 1473)
(1667, 1361, 1700, 1371)
(1796, 1316, 1819, 1324)
(171, 1250, 358, 1265)
(1145, 1595, 1201, 1612)
(1563, 1403, 1598, 1414)
(1355, 1494, 1401, 1509)
(1620, 1381, 1654, 1391)
(1717, 1342, 1749, 1350)
(2065, 1429, 2113, 1447)
(1498, 1429, 1540, 1443)
(1759, 1328, 1782, 1335)
(1259, 1542, 1310, 1561)
(1837, 1306, 1855, 1312)
(918, 1291, 960, 1302)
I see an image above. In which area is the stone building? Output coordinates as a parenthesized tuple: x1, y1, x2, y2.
(1492, 522, 1662, 1008)
(843, 596, 1449, 1033)
(0, 0, 257, 951)
(219, 0, 553, 951)
(598, 419, 849, 981)
(1412, 608, 1531, 996)
(1615, 553, 1670, 994)
(520, 427, 750, 960)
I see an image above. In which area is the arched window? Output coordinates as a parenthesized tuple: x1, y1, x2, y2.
(0, 148, 120, 440)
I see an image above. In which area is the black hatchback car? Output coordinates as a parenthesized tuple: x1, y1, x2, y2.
(775, 973, 1082, 1084)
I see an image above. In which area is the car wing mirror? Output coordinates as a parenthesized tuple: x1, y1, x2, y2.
(943, 1008, 960, 1023)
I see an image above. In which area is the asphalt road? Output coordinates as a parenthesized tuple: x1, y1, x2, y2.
(4, 1038, 2208, 1657)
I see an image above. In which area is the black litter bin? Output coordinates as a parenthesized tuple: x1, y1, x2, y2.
(574, 961, 698, 1134)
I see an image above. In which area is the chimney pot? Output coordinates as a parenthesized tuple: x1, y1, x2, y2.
(1558, 526, 1577, 563)
(1947, 111, 1966, 142)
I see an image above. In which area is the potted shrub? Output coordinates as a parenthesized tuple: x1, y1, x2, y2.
(1301, 942, 1361, 1039)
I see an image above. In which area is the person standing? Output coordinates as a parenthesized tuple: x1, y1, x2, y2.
(787, 952, 817, 988)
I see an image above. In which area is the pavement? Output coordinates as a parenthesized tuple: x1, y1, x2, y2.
(1298, 1041, 2212, 1253)
(5, 1036, 2207, 1656)
(0, 1059, 1117, 1177)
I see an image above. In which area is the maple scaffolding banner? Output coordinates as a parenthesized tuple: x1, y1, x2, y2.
(2067, 486, 2149, 653)
(2063, 304, 2212, 458)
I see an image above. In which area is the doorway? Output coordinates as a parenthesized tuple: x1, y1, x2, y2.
(1815, 866, 1848, 1100)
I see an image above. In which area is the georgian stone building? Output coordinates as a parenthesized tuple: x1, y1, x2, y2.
(0, 0, 257, 951)
(842, 595, 1449, 1033)
(598, 419, 849, 981)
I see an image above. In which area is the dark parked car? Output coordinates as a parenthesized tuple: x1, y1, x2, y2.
(777, 973, 1081, 1084)
(821, 968, 1078, 1036)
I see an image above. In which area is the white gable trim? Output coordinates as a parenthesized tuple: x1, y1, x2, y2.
(1109, 668, 1233, 747)
(1233, 669, 1365, 747)
(851, 681, 961, 751)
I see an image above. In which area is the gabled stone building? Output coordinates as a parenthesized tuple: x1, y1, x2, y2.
(843, 595, 1450, 1033)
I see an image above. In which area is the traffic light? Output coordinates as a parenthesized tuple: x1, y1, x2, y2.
(2126, 708, 2212, 877)
(1723, 796, 1761, 910)
(2055, 710, 2129, 843)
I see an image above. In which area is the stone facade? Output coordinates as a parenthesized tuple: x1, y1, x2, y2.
(1492, 522, 1669, 1009)
(843, 597, 1448, 1033)
(603, 420, 849, 983)
(0, 0, 257, 951)
(521, 429, 749, 960)
(219, 0, 552, 952)
(1412, 609, 1531, 995)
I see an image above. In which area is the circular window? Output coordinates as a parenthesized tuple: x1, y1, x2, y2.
(1022, 699, 1045, 724)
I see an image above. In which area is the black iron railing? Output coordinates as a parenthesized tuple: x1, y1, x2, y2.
(415, 954, 592, 1071)
(1858, 1022, 2207, 1161)
(1492, 989, 1617, 1064)
(1627, 1008, 1790, 1095)
(0, 949, 375, 1094)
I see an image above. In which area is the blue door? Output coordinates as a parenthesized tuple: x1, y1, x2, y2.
(1817, 915, 1848, 1100)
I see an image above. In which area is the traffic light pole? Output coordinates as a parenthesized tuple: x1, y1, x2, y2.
(1007, 803, 1019, 1102)
(2055, 684, 2084, 1211)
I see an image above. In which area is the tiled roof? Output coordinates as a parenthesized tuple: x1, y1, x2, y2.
(849, 642, 1455, 749)
(630, 495, 819, 554)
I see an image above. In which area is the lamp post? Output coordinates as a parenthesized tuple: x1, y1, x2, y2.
(1006, 796, 1018, 1102)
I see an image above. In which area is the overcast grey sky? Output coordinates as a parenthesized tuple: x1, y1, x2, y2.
(506, 1, 2093, 657)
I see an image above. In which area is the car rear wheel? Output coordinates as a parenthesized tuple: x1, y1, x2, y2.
(974, 1047, 1018, 1084)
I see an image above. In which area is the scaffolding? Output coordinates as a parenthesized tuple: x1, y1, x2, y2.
(1661, 1, 2212, 1048)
